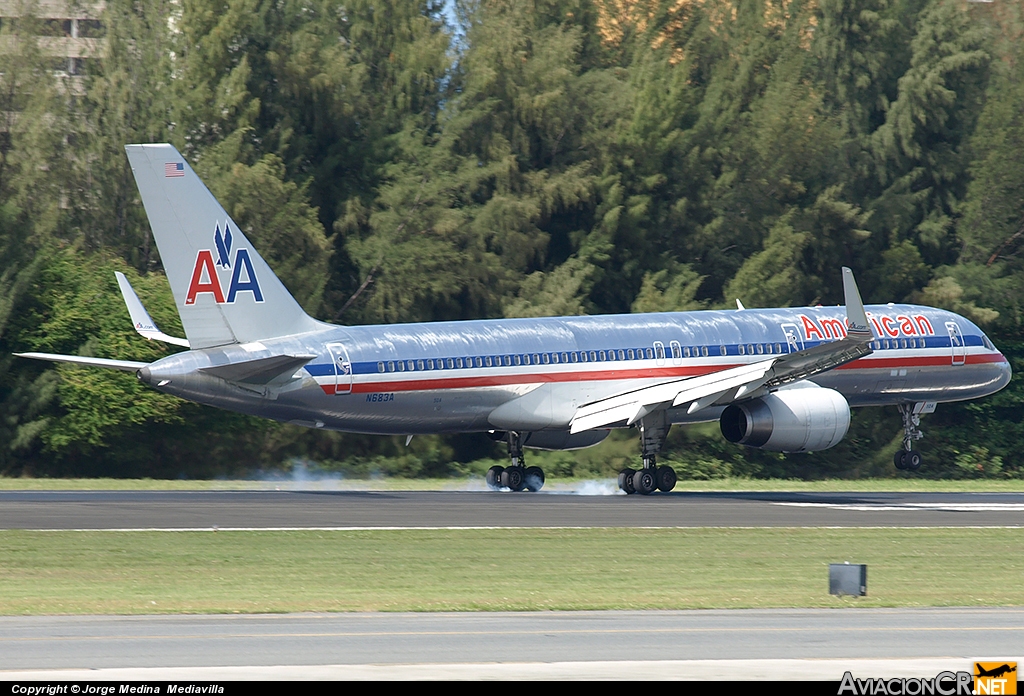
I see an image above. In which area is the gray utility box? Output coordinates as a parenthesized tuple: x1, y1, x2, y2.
(829, 563, 867, 596)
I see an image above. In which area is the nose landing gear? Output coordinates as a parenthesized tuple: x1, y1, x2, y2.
(486, 431, 545, 492)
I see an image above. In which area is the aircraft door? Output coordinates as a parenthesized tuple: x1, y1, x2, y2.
(946, 321, 966, 366)
(327, 342, 353, 395)
(654, 341, 667, 366)
(669, 340, 683, 365)
(780, 323, 804, 354)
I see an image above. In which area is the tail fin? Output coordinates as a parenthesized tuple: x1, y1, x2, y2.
(124, 143, 321, 349)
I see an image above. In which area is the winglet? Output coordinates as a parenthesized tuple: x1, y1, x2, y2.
(735, 299, 745, 311)
(115, 272, 190, 348)
(842, 267, 872, 340)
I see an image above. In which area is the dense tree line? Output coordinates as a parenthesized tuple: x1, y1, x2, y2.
(1, 0, 1022, 479)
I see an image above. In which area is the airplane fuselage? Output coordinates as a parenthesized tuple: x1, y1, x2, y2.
(139, 303, 1011, 440)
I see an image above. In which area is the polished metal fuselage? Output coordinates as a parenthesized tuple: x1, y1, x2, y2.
(141, 304, 1011, 436)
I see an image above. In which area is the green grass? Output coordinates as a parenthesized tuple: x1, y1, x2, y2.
(1, 475, 1024, 491)
(1, 528, 1022, 614)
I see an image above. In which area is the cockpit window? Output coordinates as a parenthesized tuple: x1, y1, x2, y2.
(982, 334, 995, 351)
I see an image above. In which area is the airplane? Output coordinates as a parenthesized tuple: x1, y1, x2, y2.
(975, 664, 1016, 679)
(16, 144, 1012, 494)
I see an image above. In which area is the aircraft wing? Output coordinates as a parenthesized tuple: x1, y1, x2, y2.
(15, 352, 149, 372)
(570, 358, 778, 433)
(569, 267, 874, 433)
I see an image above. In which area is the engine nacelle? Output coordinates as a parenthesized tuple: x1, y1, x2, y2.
(719, 384, 850, 453)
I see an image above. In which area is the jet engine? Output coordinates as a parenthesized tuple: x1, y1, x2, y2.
(719, 384, 850, 452)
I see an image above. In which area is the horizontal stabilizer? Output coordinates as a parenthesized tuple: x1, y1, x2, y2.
(15, 352, 148, 372)
(115, 272, 190, 348)
(198, 353, 317, 385)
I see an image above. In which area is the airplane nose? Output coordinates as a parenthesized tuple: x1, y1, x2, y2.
(999, 355, 1012, 389)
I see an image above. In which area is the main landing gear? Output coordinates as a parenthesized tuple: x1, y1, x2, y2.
(486, 431, 545, 492)
(618, 412, 677, 495)
(893, 402, 925, 471)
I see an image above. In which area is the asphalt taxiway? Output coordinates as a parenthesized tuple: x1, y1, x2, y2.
(2, 609, 1022, 679)
(1, 489, 1023, 529)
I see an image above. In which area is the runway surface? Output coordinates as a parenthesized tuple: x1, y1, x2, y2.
(1, 489, 1023, 529)
(2, 609, 1022, 677)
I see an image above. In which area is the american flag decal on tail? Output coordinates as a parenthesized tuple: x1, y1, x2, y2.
(164, 162, 184, 177)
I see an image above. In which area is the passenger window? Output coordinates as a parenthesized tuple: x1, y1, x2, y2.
(589, 351, 597, 361)
(701, 346, 709, 357)
(739, 345, 745, 355)
(552, 353, 560, 364)
(627, 349, 635, 360)
(683, 347, 690, 358)
(398, 361, 405, 372)
(418, 360, 425, 370)
(474, 357, 482, 367)
(560, 352, 569, 363)
(426, 359, 434, 370)
(757, 344, 764, 354)
(645, 348, 654, 359)
(655, 344, 665, 360)
(514, 354, 522, 366)
(570, 352, 578, 362)
(617, 349, 624, 360)
(541, 353, 550, 364)
(377, 362, 385, 373)
(671, 343, 681, 359)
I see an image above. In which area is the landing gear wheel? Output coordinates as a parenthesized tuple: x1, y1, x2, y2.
(893, 450, 907, 470)
(905, 450, 922, 471)
(486, 465, 505, 489)
(618, 468, 636, 494)
(524, 466, 545, 492)
(632, 468, 657, 495)
(501, 466, 526, 492)
(656, 466, 677, 492)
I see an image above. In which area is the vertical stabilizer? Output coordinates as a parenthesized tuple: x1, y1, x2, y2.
(125, 144, 321, 349)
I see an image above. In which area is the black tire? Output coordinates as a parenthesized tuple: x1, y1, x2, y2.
(486, 465, 505, 490)
(632, 468, 657, 495)
(905, 450, 922, 471)
(524, 466, 545, 492)
(502, 466, 526, 492)
(893, 450, 907, 470)
(618, 468, 636, 494)
(656, 465, 677, 493)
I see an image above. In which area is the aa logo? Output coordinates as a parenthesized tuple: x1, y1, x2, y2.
(184, 223, 264, 306)
(974, 662, 1017, 695)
